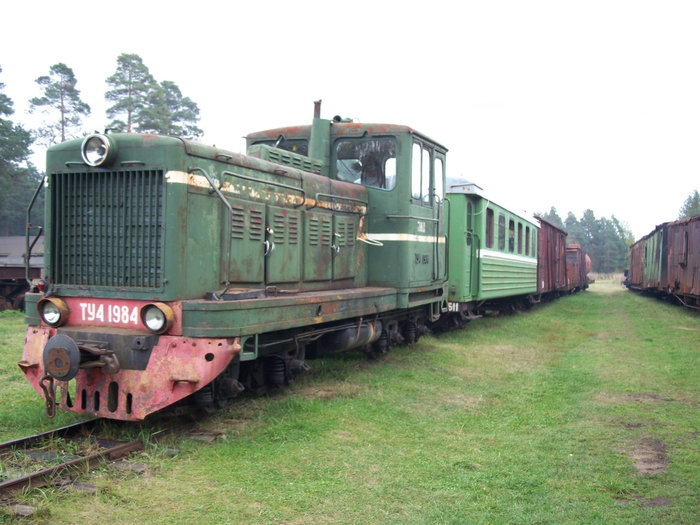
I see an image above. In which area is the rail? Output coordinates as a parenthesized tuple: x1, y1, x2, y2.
(0, 418, 176, 498)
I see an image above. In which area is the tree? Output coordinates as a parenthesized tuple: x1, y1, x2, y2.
(106, 55, 203, 138)
(0, 67, 32, 172)
(564, 212, 585, 245)
(138, 80, 202, 138)
(0, 65, 42, 235)
(161, 80, 202, 138)
(678, 190, 700, 219)
(538, 206, 565, 230)
(105, 53, 156, 132)
(29, 63, 91, 145)
(541, 206, 633, 273)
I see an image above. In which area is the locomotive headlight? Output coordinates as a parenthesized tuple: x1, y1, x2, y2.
(140, 303, 175, 334)
(81, 134, 117, 167)
(38, 297, 70, 327)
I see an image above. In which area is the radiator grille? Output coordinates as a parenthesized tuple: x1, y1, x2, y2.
(50, 169, 165, 288)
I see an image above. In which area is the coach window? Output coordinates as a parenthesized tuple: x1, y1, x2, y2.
(517, 223, 523, 254)
(498, 214, 506, 251)
(532, 230, 537, 257)
(682, 231, 689, 266)
(486, 208, 494, 248)
(525, 226, 530, 255)
(508, 220, 515, 252)
(334, 137, 397, 190)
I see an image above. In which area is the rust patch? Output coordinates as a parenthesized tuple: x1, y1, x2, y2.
(631, 438, 668, 475)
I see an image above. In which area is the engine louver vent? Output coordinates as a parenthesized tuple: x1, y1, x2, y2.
(50, 169, 165, 288)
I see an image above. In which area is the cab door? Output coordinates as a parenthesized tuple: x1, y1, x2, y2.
(409, 142, 446, 286)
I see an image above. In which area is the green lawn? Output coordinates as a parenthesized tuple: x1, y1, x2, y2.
(2, 280, 699, 523)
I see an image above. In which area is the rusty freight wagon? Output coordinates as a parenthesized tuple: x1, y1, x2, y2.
(626, 223, 667, 293)
(662, 214, 700, 308)
(565, 243, 590, 292)
(535, 217, 568, 298)
(625, 214, 700, 309)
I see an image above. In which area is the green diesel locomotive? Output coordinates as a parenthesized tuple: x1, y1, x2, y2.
(20, 105, 448, 420)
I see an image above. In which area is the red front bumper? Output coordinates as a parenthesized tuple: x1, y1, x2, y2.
(19, 327, 241, 421)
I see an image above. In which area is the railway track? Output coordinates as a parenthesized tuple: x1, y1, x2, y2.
(0, 418, 146, 499)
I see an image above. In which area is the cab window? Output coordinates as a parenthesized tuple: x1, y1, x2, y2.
(434, 157, 444, 202)
(334, 137, 397, 190)
(411, 142, 445, 206)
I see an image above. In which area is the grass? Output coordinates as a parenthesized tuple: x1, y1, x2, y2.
(0, 311, 86, 443)
(1, 280, 699, 523)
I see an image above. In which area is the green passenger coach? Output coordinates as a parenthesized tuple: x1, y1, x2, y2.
(446, 182, 538, 321)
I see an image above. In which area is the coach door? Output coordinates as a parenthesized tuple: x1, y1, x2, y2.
(464, 197, 475, 296)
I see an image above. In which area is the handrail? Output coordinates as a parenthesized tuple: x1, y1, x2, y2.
(472, 232, 481, 297)
(220, 170, 305, 208)
(385, 214, 439, 223)
(25, 177, 46, 285)
(308, 193, 368, 213)
(189, 167, 232, 293)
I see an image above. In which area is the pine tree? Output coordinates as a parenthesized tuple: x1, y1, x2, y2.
(678, 190, 700, 219)
(137, 83, 170, 135)
(29, 63, 91, 145)
(0, 66, 32, 172)
(105, 53, 156, 132)
(105, 55, 202, 138)
(137, 80, 202, 138)
(539, 206, 565, 229)
(159, 80, 202, 139)
(564, 212, 585, 245)
(541, 205, 633, 273)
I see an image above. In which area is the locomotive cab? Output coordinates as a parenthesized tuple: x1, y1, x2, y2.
(247, 115, 448, 315)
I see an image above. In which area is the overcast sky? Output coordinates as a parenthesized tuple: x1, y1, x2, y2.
(2, 0, 699, 239)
